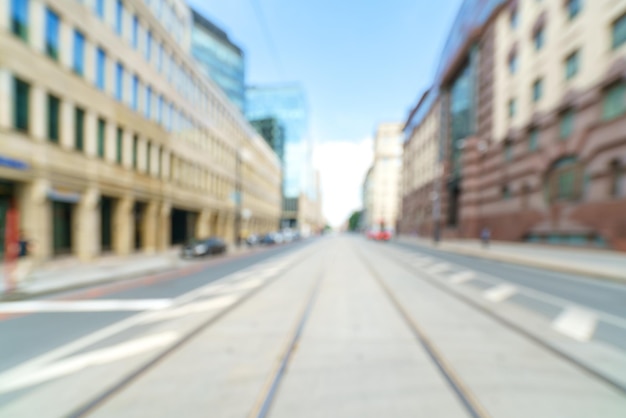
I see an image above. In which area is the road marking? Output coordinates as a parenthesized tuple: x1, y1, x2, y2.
(484, 284, 517, 303)
(0, 332, 178, 394)
(0, 299, 173, 313)
(448, 271, 476, 284)
(140, 295, 239, 323)
(553, 307, 598, 342)
(426, 263, 450, 274)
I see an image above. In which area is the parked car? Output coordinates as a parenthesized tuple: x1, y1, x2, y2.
(181, 237, 227, 258)
(246, 234, 259, 246)
(366, 228, 392, 241)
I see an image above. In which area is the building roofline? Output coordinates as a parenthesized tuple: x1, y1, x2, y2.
(191, 8, 244, 56)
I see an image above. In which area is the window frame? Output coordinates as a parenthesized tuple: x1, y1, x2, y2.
(73, 30, 85, 76)
(13, 77, 30, 133)
(45, 8, 60, 61)
(11, 0, 29, 41)
(74, 106, 85, 151)
(47, 93, 60, 143)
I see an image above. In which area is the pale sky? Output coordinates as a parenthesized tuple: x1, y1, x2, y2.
(188, 0, 461, 226)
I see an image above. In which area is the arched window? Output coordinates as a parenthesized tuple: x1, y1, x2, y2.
(545, 157, 582, 202)
(609, 160, 624, 198)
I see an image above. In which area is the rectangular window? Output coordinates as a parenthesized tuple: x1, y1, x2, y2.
(75, 107, 85, 151)
(116, 127, 123, 164)
(146, 30, 152, 61)
(508, 98, 516, 118)
(157, 95, 163, 124)
(567, 0, 581, 20)
(613, 13, 626, 50)
(45, 8, 60, 60)
(529, 129, 539, 151)
(97, 118, 105, 158)
(132, 135, 138, 168)
(509, 54, 517, 74)
(96, 47, 106, 90)
(534, 28, 544, 51)
(47, 94, 60, 143)
(13, 77, 29, 132)
(565, 50, 579, 80)
(158, 44, 163, 72)
(558, 171, 576, 199)
(115, 62, 124, 101)
(146, 142, 151, 173)
(95, 0, 105, 19)
(115, 0, 123, 35)
(560, 110, 575, 139)
(131, 75, 138, 110)
(73, 30, 85, 76)
(11, 0, 29, 41)
(145, 86, 152, 118)
(132, 15, 138, 49)
(602, 82, 626, 121)
(532, 78, 543, 102)
(510, 9, 518, 29)
(505, 143, 513, 161)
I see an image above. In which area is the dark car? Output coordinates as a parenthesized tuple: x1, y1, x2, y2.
(181, 237, 227, 258)
(260, 233, 277, 245)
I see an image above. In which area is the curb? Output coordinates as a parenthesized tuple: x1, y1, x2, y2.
(397, 239, 626, 284)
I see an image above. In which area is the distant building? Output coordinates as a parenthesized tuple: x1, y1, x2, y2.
(250, 117, 286, 163)
(246, 84, 322, 233)
(191, 9, 245, 112)
(363, 123, 404, 232)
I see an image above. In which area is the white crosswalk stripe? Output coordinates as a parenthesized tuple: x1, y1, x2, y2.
(553, 307, 598, 341)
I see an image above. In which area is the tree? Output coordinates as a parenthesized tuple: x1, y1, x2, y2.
(348, 210, 362, 231)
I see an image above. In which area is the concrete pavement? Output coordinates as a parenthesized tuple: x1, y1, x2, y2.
(0, 235, 624, 417)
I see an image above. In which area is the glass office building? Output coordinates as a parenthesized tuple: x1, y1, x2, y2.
(246, 85, 315, 200)
(191, 9, 245, 112)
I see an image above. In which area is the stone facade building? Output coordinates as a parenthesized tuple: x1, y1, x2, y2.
(0, 0, 282, 264)
(399, 0, 626, 250)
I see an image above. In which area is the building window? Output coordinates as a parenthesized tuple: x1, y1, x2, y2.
(610, 160, 624, 198)
(132, 135, 138, 169)
(97, 118, 105, 158)
(547, 157, 580, 202)
(132, 15, 138, 49)
(508, 98, 516, 118)
(95, 0, 105, 19)
(532, 78, 543, 102)
(614, 13, 626, 49)
(13, 77, 29, 132)
(131, 75, 138, 110)
(565, 50, 579, 80)
(508, 53, 518, 74)
(96, 47, 106, 90)
(115, 62, 124, 101)
(146, 142, 151, 173)
(45, 8, 60, 61)
(146, 30, 152, 61)
(157, 95, 163, 124)
(529, 128, 539, 151)
(116, 127, 123, 164)
(73, 30, 85, 76)
(504, 142, 513, 161)
(502, 185, 512, 200)
(115, 0, 123, 35)
(75, 107, 85, 151)
(603, 82, 626, 121)
(47, 94, 60, 143)
(145, 86, 152, 119)
(510, 8, 518, 29)
(560, 109, 575, 139)
(158, 43, 163, 72)
(11, 0, 29, 41)
(566, 0, 581, 20)
(534, 27, 545, 51)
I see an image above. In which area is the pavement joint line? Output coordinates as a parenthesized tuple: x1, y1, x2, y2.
(553, 307, 598, 342)
(355, 242, 491, 418)
(397, 244, 626, 331)
(374, 239, 626, 396)
(0, 246, 315, 383)
(60, 243, 324, 418)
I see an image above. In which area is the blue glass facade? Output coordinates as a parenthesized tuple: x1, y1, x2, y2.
(190, 9, 245, 112)
(246, 85, 314, 200)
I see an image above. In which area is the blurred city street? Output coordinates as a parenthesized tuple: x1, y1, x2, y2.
(0, 235, 625, 417)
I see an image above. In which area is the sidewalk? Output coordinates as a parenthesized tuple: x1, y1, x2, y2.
(397, 235, 626, 282)
(0, 244, 258, 300)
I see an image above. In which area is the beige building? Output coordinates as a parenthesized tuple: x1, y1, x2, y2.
(399, 91, 441, 236)
(0, 0, 281, 265)
(363, 123, 403, 231)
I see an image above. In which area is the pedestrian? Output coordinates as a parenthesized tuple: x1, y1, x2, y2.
(15, 230, 34, 283)
(480, 227, 491, 248)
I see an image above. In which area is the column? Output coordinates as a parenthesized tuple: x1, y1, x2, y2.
(30, 84, 46, 142)
(113, 195, 134, 255)
(84, 110, 97, 157)
(75, 187, 100, 261)
(105, 120, 116, 163)
(0, 0, 9, 32)
(60, 100, 74, 150)
(0, 69, 11, 129)
(196, 209, 211, 238)
(59, 20, 73, 70)
(123, 130, 133, 169)
(17, 178, 51, 263)
(85, 39, 96, 86)
(143, 201, 159, 253)
(30, 0, 45, 53)
(157, 202, 171, 251)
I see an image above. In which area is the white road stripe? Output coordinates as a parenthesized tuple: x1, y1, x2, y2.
(140, 295, 239, 323)
(553, 307, 598, 342)
(448, 271, 476, 284)
(0, 332, 178, 394)
(0, 299, 173, 313)
(484, 284, 517, 303)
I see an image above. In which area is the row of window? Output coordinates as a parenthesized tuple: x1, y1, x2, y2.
(12, 76, 235, 198)
(510, 0, 582, 31)
(11, 0, 246, 152)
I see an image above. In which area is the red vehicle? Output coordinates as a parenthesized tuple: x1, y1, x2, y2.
(367, 228, 391, 241)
